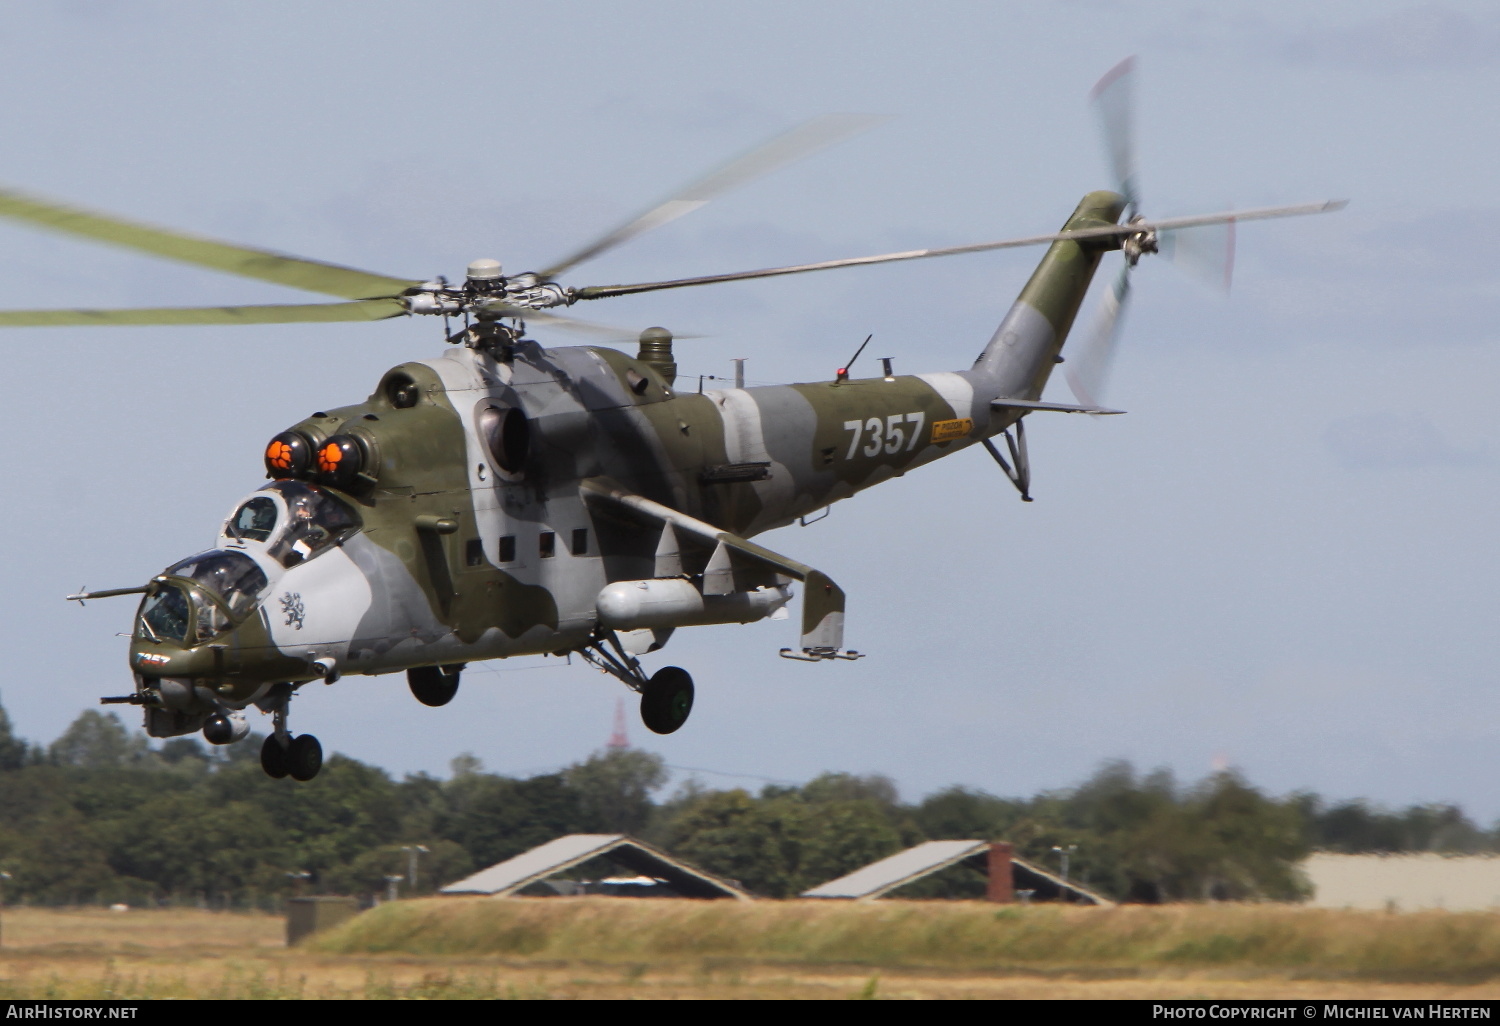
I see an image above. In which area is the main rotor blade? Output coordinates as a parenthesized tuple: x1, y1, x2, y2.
(1065, 260, 1131, 408)
(537, 113, 887, 280)
(0, 298, 408, 326)
(572, 200, 1346, 301)
(1091, 56, 1139, 215)
(0, 187, 422, 300)
(0, 297, 627, 338)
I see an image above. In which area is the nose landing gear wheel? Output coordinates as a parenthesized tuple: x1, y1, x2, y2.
(260, 734, 289, 779)
(408, 665, 461, 707)
(640, 666, 694, 735)
(287, 734, 323, 781)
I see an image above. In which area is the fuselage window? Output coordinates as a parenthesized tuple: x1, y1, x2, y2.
(499, 536, 516, 563)
(465, 539, 484, 567)
(571, 528, 588, 556)
(539, 532, 555, 559)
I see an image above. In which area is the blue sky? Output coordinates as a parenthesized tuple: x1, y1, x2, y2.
(2, 1, 1498, 816)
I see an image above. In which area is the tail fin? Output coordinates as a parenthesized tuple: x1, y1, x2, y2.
(971, 191, 1126, 399)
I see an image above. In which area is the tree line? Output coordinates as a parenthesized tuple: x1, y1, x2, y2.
(0, 702, 1494, 906)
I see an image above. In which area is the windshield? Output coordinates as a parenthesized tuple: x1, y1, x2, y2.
(263, 481, 358, 567)
(165, 550, 268, 618)
(226, 495, 279, 542)
(136, 585, 190, 644)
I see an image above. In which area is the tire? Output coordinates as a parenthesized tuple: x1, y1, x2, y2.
(408, 665, 461, 707)
(260, 734, 289, 779)
(288, 734, 323, 782)
(640, 666, 694, 735)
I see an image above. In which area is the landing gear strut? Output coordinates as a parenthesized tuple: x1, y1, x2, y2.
(578, 630, 696, 735)
(257, 682, 323, 782)
(408, 664, 463, 707)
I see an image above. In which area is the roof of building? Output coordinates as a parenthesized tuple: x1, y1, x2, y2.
(801, 839, 1114, 905)
(439, 833, 753, 901)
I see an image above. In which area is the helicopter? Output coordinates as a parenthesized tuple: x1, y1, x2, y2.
(21, 60, 1342, 782)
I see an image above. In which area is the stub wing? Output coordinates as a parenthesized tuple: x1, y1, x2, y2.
(581, 478, 860, 661)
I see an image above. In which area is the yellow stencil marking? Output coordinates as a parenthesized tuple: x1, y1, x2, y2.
(930, 418, 973, 443)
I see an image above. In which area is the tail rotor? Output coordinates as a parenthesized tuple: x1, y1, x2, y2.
(1068, 56, 1240, 408)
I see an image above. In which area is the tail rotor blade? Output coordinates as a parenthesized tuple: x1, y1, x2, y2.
(1159, 215, 1237, 292)
(1065, 261, 1132, 408)
(1091, 56, 1139, 215)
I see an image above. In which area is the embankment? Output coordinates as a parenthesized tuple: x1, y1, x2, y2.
(313, 898, 1500, 982)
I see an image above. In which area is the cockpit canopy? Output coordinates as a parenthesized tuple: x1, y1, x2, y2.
(136, 549, 269, 647)
(223, 481, 359, 568)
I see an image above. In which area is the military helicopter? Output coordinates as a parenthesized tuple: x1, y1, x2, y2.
(24, 60, 1340, 781)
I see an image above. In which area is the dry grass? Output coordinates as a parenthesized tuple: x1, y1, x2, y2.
(1, 903, 1499, 999)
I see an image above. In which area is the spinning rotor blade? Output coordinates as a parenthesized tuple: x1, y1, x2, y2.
(1065, 261, 1131, 408)
(570, 201, 1344, 302)
(0, 297, 624, 336)
(537, 113, 886, 280)
(1092, 56, 1139, 215)
(470, 300, 649, 338)
(0, 187, 421, 300)
(1159, 218, 1236, 292)
(0, 298, 407, 327)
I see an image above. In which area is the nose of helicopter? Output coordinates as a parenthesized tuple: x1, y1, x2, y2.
(128, 634, 207, 680)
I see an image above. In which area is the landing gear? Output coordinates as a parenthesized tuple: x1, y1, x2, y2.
(577, 630, 697, 736)
(287, 734, 323, 782)
(260, 734, 289, 779)
(641, 666, 694, 735)
(260, 732, 322, 781)
(408, 664, 462, 707)
(256, 682, 322, 782)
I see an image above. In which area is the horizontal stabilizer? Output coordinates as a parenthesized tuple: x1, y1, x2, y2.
(991, 397, 1124, 415)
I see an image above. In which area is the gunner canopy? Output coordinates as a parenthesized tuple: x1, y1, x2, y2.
(225, 481, 358, 568)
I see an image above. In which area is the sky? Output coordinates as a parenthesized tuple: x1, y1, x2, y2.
(1, 0, 1497, 817)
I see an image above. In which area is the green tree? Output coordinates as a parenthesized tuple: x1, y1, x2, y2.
(48, 711, 148, 769)
(564, 748, 667, 834)
(0, 696, 29, 771)
(437, 771, 587, 868)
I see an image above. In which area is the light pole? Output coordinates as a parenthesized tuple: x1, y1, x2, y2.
(383, 875, 404, 904)
(285, 870, 311, 899)
(0, 871, 10, 948)
(400, 845, 430, 892)
(1051, 845, 1077, 903)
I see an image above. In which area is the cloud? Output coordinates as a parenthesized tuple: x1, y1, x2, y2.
(1273, 6, 1500, 72)
(1236, 208, 1500, 347)
(1323, 411, 1487, 469)
(1157, 6, 1500, 73)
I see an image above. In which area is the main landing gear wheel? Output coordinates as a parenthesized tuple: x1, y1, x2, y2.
(260, 734, 289, 779)
(640, 666, 694, 735)
(287, 734, 323, 782)
(408, 665, 461, 707)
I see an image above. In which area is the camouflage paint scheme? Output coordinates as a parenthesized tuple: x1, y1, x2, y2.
(126, 192, 1125, 738)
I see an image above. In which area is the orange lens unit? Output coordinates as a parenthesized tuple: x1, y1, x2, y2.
(316, 443, 342, 475)
(266, 440, 293, 470)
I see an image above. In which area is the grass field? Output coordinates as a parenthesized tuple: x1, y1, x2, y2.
(1, 902, 1498, 999)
